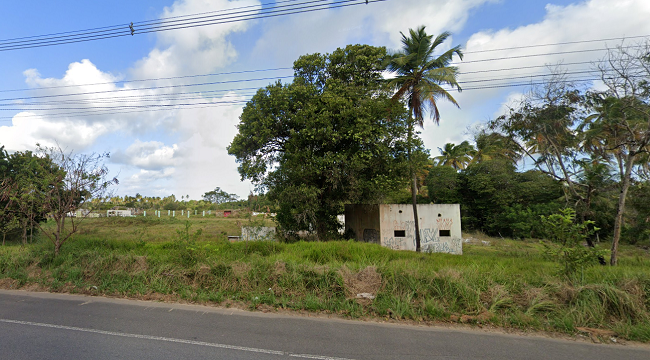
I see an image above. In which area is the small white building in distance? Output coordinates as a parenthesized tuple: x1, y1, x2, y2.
(107, 209, 132, 217)
(344, 204, 462, 254)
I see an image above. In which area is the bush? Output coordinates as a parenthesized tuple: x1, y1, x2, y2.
(540, 208, 607, 276)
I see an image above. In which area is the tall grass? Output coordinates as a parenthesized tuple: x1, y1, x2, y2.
(0, 220, 648, 342)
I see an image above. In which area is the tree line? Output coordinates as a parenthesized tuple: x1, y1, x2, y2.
(227, 29, 650, 266)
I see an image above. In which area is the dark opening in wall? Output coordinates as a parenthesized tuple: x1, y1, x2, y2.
(394, 230, 406, 237)
(439, 230, 451, 237)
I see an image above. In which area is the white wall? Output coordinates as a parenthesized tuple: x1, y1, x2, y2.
(378, 204, 462, 255)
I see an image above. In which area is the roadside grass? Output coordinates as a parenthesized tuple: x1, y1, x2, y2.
(0, 218, 649, 343)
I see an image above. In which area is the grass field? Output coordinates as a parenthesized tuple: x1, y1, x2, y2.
(1, 215, 649, 343)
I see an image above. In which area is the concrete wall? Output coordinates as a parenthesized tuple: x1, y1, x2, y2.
(107, 209, 132, 217)
(346, 204, 462, 254)
(241, 226, 276, 241)
(344, 204, 381, 244)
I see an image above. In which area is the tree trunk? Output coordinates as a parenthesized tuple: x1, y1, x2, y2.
(610, 157, 634, 266)
(54, 241, 61, 257)
(406, 114, 421, 252)
(21, 220, 27, 246)
(411, 171, 421, 252)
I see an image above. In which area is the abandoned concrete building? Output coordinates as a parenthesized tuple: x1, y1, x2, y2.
(344, 204, 462, 254)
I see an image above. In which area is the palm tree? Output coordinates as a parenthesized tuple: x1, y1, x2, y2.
(472, 132, 521, 165)
(386, 26, 463, 252)
(434, 141, 475, 170)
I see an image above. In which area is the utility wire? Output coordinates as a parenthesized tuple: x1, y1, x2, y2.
(0, 68, 614, 107)
(0, 60, 639, 105)
(1, 43, 643, 98)
(0, 67, 292, 94)
(0, 0, 305, 44)
(463, 34, 650, 54)
(0, 0, 384, 51)
(0, 76, 293, 102)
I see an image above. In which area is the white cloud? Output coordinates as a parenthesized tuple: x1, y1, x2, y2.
(118, 168, 176, 197)
(131, 0, 260, 79)
(252, 0, 494, 65)
(171, 91, 253, 198)
(112, 140, 180, 170)
(0, 112, 110, 152)
(421, 0, 650, 152)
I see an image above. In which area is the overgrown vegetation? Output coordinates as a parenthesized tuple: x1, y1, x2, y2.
(0, 217, 648, 343)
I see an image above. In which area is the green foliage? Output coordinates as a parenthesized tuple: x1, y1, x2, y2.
(228, 44, 414, 240)
(434, 141, 475, 170)
(625, 181, 650, 245)
(175, 220, 203, 244)
(425, 166, 461, 204)
(429, 158, 564, 238)
(540, 208, 606, 276)
(202, 187, 239, 204)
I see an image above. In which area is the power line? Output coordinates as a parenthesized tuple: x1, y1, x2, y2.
(0, 0, 304, 43)
(0, 68, 611, 108)
(0, 76, 293, 102)
(0, 0, 384, 51)
(1, 73, 626, 121)
(463, 34, 650, 54)
(0, 60, 636, 105)
(0, 101, 250, 122)
(0, 67, 292, 94)
(0, 40, 644, 98)
(458, 44, 647, 64)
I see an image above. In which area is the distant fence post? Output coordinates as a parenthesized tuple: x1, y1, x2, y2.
(173, 210, 175, 217)
(144, 211, 146, 217)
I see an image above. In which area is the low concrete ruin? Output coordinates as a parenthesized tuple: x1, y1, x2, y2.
(344, 204, 462, 254)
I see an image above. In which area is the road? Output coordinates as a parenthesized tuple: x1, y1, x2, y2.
(0, 290, 648, 360)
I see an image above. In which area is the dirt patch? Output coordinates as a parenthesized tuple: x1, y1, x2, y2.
(274, 261, 287, 275)
(0, 278, 18, 289)
(451, 311, 494, 324)
(339, 266, 382, 304)
(231, 262, 251, 277)
(20, 282, 45, 292)
(132, 256, 148, 273)
(26, 265, 42, 279)
(436, 268, 462, 280)
(312, 265, 330, 275)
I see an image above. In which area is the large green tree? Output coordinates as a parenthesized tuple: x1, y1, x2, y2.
(202, 187, 239, 204)
(386, 26, 463, 252)
(229, 45, 414, 240)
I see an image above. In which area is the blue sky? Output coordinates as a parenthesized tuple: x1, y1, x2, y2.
(1, 0, 648, 199)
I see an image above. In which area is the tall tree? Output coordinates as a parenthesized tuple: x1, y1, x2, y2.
(386, 26, 463, 252)
(229, 45, 413, 240)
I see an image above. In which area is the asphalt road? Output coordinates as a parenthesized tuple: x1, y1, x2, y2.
(0, 290, 648, 360)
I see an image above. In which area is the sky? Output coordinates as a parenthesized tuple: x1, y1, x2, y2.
(1, 0, 649, 199)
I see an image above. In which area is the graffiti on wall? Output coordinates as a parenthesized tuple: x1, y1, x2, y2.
(422, 238, 462, 254)
(380, 217, 460, 254)
(436, 217, 453, 230)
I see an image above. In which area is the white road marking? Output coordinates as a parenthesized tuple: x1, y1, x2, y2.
(0, 318, 355, 360)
